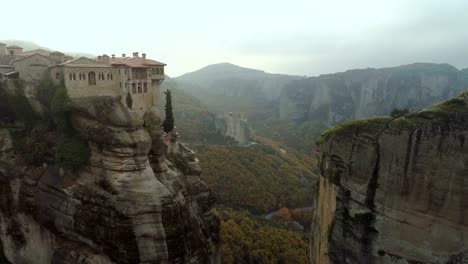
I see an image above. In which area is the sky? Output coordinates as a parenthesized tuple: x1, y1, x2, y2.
(2, 0, 468, 77)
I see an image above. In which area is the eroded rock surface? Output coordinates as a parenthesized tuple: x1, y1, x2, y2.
(0, 97, 220, 264)
(280, 63, 468, 126)
(311, 93, 468, 263)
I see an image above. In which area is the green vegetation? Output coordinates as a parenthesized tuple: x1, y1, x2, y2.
(1, 81, 90, 171)
(126, 92, 133, 109)
(390, 108, 409, 118)
(196, 138, 317, 213)
(56, 135, 90, 170)
(316, 116, 392, 145)
(252, 119, 324, 154)
(162, 89, 174, 133)
(390, 93, 468, 130)
(220, 209, 309, 264)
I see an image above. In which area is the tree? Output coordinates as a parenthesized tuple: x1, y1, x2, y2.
(390, 108, 409, 118)
(162, 89, 174, 133)
(277, 207, 292, 222)
(126, 92, 133, 109)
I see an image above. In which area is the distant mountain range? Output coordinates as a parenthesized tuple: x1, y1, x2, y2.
(174, 62, 303, 101)
(170, 62, 468, 127)
(0, 39, 95, 58)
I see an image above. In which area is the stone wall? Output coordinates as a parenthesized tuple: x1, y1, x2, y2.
(12, 55, 56, 82)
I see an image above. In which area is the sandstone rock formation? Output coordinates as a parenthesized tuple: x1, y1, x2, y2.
(311, 92, 468, 263)
(0, 97, 220, 264)
(214, 113, 250, 145)
(280, 63, 468, 126)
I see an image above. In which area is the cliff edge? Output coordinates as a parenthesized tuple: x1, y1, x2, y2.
(312, 92, 468, 263)
(0, 95, 220, 263)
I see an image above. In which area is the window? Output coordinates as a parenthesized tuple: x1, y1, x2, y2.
(56, 72, 60, 80)
(132, 83, 136, 93)
(69, 73, 76, 80)
(143, 83, 148, 93)
(88, 71, 96, 85)
(125, 82, 128, 88)
(160, 68, 164, 75)
(138, 83, 142, 93)
(119, 82, 122, 88)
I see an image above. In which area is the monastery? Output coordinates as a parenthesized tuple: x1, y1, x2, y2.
(0, 43, 165, 114)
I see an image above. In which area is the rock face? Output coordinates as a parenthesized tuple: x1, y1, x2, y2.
(214, 113, 250, 145)
(280, 63, 468, 126)
(0, 97, 220, 264)
(311, 93, 468, 263)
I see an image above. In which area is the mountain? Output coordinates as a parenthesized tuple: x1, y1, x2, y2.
(175, 62, 303, 102)
(1, 39, 95, 58)
(312, 92, 468, 263)
(279, 63, 468, 126)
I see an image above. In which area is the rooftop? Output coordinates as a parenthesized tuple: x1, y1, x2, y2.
(6, 45, 22, 49)
(111, 56, 166, 68)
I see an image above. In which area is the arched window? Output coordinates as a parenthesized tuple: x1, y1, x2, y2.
(143, 83, 148, 93)
(69, 73, 72, 80)
(138, 83, 142, 93)
(88, 71, 96, 85)
(132, 83, 136, 93)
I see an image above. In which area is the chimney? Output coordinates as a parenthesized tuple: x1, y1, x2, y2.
(142, 53, 146, 59)
(133, 52, 139, 58)
(102, 54, 110, 64)
(97, 55, 102, 62)
(122, 53, 126, 57)
(111, 54, 115, 59)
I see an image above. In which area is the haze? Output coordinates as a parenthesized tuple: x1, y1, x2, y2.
(3, 0, 468, 77)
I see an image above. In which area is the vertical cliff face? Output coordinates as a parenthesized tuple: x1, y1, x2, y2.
(0, 97, 220, 264)
(214, 113, 251, 145)
(311, 93, 468, 263)
(280, 63, 468, 126)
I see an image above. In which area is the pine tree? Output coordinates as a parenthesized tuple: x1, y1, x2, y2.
(162, 89, 174, 133)
(126, 92, 133, 109)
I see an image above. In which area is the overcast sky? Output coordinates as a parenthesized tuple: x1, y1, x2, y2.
(3, 0, 468, 77)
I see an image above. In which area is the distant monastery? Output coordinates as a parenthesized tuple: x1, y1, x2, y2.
(0, 43, 165, 114)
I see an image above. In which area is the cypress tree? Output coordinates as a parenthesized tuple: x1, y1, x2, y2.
(162, 89, 174, 133)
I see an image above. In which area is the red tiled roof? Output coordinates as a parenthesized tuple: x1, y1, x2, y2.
(111, 57, 166, 68)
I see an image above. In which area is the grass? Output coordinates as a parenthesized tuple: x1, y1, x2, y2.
(316, 91, 468, 146)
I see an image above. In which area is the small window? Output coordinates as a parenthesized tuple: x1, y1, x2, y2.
(138, 83, 142, 93)
(132, 83, 136, 93)
(143, 83, 148, 93)
(119, 82, 122, 88)
(124, 69, 127, 75)
(111, 74, 113, 80)
(160, 68, 164, 75)
(56, 72, 60, 80)
(69, 73, 72, 80)
(125, 82, 128, 88)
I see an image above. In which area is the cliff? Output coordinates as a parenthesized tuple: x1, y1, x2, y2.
(0, 95, 220, 263)
(311, 92, 468, 263)
(214, 113, 250, 145)
(280, 63, 468, 126)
